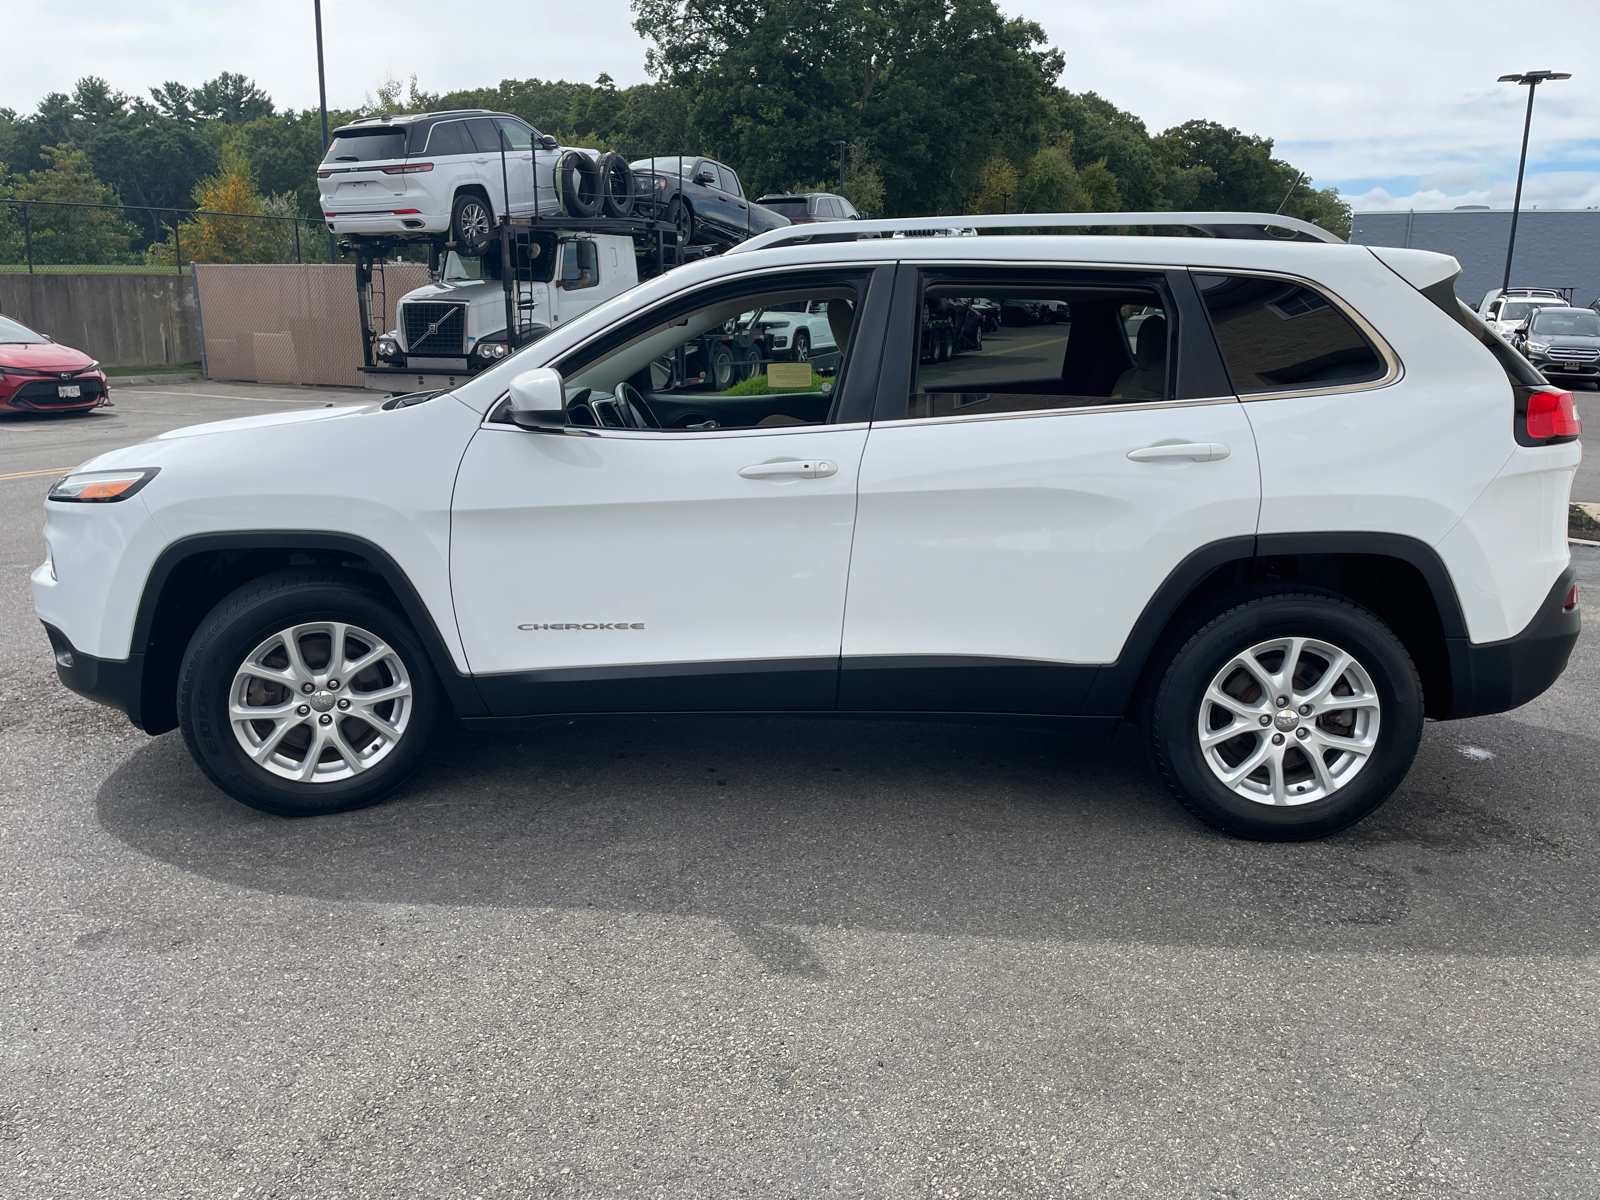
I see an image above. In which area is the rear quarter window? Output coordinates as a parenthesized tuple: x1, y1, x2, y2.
(1194, 273, 1386, 394)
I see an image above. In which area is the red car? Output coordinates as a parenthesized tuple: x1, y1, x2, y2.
(0, 314, 108, 415)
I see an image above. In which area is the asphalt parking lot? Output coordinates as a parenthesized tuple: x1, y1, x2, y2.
(2, 381, 1598, 1198)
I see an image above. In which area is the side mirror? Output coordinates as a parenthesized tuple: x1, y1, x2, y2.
(507, 367, 567, 431)
(540, 134, 557, 150)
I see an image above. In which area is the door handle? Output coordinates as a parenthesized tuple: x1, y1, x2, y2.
(739, 459, 837, 479)
(1127, 442, 1230, 462)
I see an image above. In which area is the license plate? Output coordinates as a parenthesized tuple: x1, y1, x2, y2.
(57, 385, 80, 398)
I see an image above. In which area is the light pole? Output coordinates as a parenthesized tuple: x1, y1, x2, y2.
(315, 0, 336, 263)
(835, 140, 852, 198)
(1497, 69, 1570, 293)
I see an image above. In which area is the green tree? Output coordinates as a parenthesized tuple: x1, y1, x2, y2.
(1156, 119, 1351, 237)
(2, 144, 137, 264)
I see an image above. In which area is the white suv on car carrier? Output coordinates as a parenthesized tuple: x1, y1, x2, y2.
(34, 212, 1582, 841)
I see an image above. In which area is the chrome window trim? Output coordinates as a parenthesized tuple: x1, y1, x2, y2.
(1189, 266, 1404, 401)
(875, 395, 1240, 429)
(477, 414, 871, 439)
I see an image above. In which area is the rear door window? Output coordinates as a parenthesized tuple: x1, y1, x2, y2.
(888, 272, 1171, 420)
(463, 118, 502, 153)
(1194, 273, 1386, 394)
(425, 121, 470, 156)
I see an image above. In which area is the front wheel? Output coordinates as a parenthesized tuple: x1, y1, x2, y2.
(177, 571, 446, 816)
(666, 196, 694, 247)
(792, 329, 811, 363)
(1145, 593, 1423, 841)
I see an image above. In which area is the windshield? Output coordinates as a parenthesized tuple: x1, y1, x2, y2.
(442, 251, 501, 285)
(1531, 309, 1600, 337)
(323, 128, 407, 164)
(1500, 302, 1538, 322)
(629, 156, 694, 175)
(0, 314, 47, 344)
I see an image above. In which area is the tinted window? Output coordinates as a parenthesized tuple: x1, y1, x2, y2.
(839, 197, 859, 218)
(496, 119, 533, 151)
(629, 156, 693, 175)
(1531, 309, 1600, 336)
(1499, 302, 1538, 322)
(425, 121, 470, 155)
(696, 162, 721, 189)
(463, 117, 502, 153)
(892, 276, 1169, 420)
(719, 166, 741, 196)
(761, 198, 810, 220)
(323, 128, 407, 163)
(1195, 273, 1384, 394)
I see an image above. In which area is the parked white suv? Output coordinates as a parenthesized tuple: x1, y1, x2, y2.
(318, 110, 615, 254)
(34, 212, 1582, 841)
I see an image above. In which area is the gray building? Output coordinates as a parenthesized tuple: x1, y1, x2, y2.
(1350, 208, 1600, 309)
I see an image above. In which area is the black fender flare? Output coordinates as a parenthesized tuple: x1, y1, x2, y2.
(1083, 531, 1471, 717)
(131, 531, 487, 725)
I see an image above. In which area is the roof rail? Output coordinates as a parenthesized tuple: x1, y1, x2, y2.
(728, 210, 1345, 255)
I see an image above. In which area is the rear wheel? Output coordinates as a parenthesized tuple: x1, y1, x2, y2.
(709, 344, 735, 390)
(450, 193, 494, 256)
(739, 345, 763, 381)
(177, 571, 445, 816)
(1144, 593, 1422, 841)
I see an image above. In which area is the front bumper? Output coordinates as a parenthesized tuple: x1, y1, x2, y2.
(0, 373, 108, 412)
(43, 623, 148, 729)
(1445, 565, 1580, 718)
(360, 364, 480, 392)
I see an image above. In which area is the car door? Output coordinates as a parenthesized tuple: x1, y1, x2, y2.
(689, 160, 732, 235)
(449, 263, 893, 716)
(838, 263, 1262, 715)
(493, 118, 536, 215)
(715, 164, 752, 237)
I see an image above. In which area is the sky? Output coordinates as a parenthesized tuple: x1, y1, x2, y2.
(6, 0, 1598, 213)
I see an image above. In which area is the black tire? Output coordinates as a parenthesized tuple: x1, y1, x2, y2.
(597, 152, 634, 218)
(1144, 593, 1423, 841)
(450, 192, 494, 257)
(666, 196, 694, 247)
(792, 329, 811, 363)
(709, 344, 735, 390)
(556, 151, 602, 218)
(739, 345, 762, 381)
(177, 570, 446, 817)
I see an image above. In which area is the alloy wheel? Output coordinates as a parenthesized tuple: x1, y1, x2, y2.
(1197, 635, 1381, 806)
(229, 621, 413, 782)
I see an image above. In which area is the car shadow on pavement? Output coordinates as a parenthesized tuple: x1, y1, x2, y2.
(95, 714, 1597, 959)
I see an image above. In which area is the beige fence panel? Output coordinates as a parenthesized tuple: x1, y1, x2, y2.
(194, 262, 429, 387)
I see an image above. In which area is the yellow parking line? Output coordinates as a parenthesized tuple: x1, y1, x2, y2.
(976, 335, 1070, 357)
(0, 466, 72, 481)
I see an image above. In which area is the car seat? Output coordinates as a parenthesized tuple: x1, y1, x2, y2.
(1110, 314, 1167, 400)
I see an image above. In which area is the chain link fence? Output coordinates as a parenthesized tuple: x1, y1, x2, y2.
(0, 197, 365, 274)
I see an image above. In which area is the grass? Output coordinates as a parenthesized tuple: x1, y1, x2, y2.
(717, 369, 828, 396)
(105, 363, 200, 377)
(0, 263, 191, 275)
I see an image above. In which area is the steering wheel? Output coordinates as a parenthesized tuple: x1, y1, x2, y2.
(616, 381, 661, 428)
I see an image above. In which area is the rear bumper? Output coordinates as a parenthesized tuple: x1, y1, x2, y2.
(1445, 565, 1580, 718)
(43, 623, 147, 730)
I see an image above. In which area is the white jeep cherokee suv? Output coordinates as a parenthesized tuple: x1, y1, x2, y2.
(34, 212, 1582, 841)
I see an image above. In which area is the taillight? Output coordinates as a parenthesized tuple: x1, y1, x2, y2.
(1526, 389, 1580, 440)
(1564, 584, 1579, 611)
(381, 162, 433, 175)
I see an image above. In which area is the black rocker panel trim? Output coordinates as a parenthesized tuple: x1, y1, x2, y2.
(131, 530, 486, 725)
(474, 657, 839, 716)
(838, 655, 1099, 714)
(462, 710, 1124, 735)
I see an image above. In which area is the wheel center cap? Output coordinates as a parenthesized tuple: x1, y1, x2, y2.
(309, 691, 336, 713)
(1274, 709, 1300, 732)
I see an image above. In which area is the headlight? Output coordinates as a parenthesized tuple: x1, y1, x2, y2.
(375, 336, 403, 361)
(48, 467, 160, 503)
(1527, 341, 1551, 354)
(474, 342, 510, 360)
